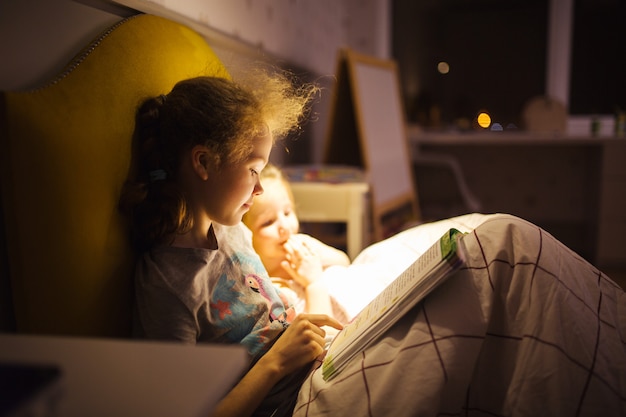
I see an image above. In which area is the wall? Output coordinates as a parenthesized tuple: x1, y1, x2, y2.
(0, 0, 134, 91)
(0, 0, 391, 164)
(111, 0, 390, 76)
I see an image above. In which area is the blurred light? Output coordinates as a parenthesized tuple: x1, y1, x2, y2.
(437, 61, 450, 74)
(490, 122, 503, 131)
(477, 112, 491, 128)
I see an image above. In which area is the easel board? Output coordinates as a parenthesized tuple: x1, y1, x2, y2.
(324, 49, 419, 240)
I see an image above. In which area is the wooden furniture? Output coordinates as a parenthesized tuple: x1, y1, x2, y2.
(323, 49, 419, 241)
(409, 128, 626, 269)
(596, 140, 626, 267)
(283, 166, 370, 259)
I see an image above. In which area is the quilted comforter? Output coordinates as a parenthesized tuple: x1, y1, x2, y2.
(293, 213, 626, 417)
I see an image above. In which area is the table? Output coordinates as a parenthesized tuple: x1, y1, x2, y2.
(408, 128, 626, 267)
(0, 333, 247, 417)
(283, 166, 370, 260)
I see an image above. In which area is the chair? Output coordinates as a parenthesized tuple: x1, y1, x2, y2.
(412, 152, 482, 222)
(0, 14, 229, 337)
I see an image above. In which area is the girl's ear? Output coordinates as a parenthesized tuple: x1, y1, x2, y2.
(190, 145, 210, 181)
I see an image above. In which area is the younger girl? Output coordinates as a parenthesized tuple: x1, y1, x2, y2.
(242, 164, 350, 321)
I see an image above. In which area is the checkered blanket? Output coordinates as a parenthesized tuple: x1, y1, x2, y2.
(294, 213, 626, 416)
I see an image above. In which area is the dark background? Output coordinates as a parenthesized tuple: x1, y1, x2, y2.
(392, 0, 626, 129)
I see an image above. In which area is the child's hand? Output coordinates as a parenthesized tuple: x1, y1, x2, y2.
(261, 314, 343, 374)
(281, 235, 324, 287)
(296, 234, 351, 267)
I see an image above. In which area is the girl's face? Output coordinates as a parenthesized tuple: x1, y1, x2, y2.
(245, 177, 299, 266)
(203, 131, 273, 226)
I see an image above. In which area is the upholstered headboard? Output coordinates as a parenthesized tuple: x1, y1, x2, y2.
(0, 14, 229, 337)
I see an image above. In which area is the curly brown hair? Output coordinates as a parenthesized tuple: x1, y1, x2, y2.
(119, 71, 318, 251)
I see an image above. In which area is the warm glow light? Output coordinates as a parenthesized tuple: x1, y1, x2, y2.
(437, 61, 450, 74)
(477, 112, 491, 128)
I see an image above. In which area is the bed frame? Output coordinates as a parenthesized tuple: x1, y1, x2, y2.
(0, 13, 229, 337)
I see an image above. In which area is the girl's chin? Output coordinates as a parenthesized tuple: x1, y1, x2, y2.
(272, 249, 287, 259)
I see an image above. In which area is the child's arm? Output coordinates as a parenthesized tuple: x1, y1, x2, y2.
(281, 236, 335, 318)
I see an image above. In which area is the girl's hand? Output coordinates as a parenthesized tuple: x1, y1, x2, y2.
(260, 314, 343, 376)
(295, 234, 351, 268)
(210, 314, 343, 417)
(281, 235, 324, 287)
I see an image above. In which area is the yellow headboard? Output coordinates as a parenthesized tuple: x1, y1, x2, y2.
(0, 14, 229, 337)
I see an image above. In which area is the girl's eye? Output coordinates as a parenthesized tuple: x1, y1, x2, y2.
(250, 168, 258, 176)
(261, 219, 275, 228)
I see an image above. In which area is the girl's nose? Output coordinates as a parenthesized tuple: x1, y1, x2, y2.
(278, 221, 291, 238)
(254, 179, 264, 196)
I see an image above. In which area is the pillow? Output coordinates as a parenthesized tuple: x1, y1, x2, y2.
(0, 14, 229, 336)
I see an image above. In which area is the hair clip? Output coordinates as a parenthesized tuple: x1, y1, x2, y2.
(149, 169, 167, 182)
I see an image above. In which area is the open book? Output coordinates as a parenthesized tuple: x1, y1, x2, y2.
(321, 228, 467, 381)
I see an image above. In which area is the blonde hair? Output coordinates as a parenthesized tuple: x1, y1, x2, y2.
(120, 72, 318, 251)
(259, 163, 294, 202)
(241, 163, 295, 228)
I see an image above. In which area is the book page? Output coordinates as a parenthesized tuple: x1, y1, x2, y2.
(327, 234, 444, 355)
(322, 229, 465, 380)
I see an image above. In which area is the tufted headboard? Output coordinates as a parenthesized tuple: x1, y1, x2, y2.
(0, 14, 229, 337)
